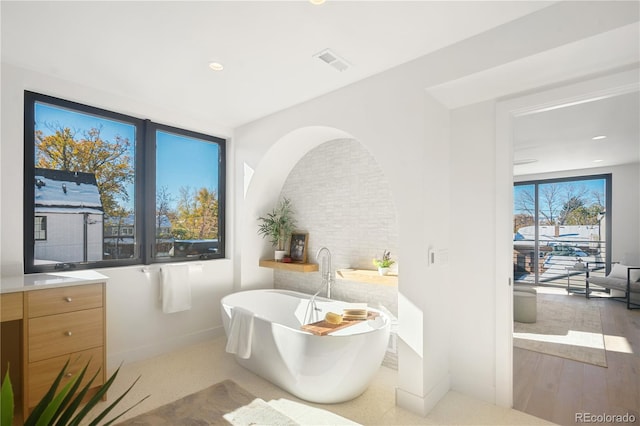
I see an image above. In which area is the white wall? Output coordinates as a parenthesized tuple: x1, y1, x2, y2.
(0, 63, 235, 368)
(444, 82, 640, 409)
(235, 68, 449, 414)
(101, 262, 232, 366)
(274, 138, 399, 314)
(2, 0, 637, 416)
(273, 137, 400, 369)
(234, 2, 638, 415)
(444, 96, 640, 405)
(449, 100, 500, 399)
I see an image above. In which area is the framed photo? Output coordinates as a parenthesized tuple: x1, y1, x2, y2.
(289, 232, 309, 263)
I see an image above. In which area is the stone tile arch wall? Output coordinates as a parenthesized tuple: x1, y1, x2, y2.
(274, 138, 399, 367)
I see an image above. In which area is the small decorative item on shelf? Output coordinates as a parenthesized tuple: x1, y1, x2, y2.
(373, 250, 395, 276)
(290, 232, 309, 263)
(257, 197, 296, 261)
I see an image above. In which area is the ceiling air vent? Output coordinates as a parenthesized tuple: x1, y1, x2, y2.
(314, 48, 350, 72)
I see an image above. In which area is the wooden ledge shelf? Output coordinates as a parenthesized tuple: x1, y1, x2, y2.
(259, 259, 319, 272)
(336, 269, 398, 286)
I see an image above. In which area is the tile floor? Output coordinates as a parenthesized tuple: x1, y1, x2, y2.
(88, 336, 551, 425)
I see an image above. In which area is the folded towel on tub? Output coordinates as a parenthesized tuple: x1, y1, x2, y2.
(160, 263, 192, 313)
(226, 307, 255, 359)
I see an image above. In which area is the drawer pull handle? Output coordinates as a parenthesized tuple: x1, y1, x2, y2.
(65, 331, 73, 336)
(65, 297, 73, 302)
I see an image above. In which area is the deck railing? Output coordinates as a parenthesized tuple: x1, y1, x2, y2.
(513, 238, 607, 290)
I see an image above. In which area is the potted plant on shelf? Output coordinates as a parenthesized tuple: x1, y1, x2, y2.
(373, 250, 395, 276)
(257, 198, 296, 262)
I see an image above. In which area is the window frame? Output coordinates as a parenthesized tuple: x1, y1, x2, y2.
(513, 173, 612, 284)
(143, 121, 226, 264)
(24, 91, 226, 273)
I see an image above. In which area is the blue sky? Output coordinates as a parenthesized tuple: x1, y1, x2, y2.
(35, 102, 218, 211)
(156, 130, 219, 208)
(35, 102, 135, 148)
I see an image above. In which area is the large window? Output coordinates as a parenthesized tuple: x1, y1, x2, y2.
(24, 91, 225, 273)
(513, 174, 611, 286)
(149, 124, 224, 261)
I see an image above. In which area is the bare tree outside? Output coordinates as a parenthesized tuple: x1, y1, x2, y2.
(525, 182, 604, 226)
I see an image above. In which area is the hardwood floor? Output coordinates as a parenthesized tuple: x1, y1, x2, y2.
(514, 288, 640, 425)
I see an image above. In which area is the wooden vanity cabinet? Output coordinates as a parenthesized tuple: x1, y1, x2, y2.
(1, 292, 23, 322)
(0, 292, 24, 423)
(23, 283, 106, 417)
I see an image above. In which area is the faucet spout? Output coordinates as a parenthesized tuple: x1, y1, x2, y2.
(303, 247, 333, 324)
(315, 247, 332, 299)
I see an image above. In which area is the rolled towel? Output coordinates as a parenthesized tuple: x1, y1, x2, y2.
(225, 307, 255, 359)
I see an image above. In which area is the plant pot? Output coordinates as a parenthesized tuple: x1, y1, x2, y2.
(378, 267, 390, 276)
(274, 250, 286, 262)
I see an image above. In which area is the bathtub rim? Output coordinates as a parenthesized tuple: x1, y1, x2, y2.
(221, 288, 390, 337)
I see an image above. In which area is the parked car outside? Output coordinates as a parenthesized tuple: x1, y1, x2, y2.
(170, 239, 218, 258)
(542, 244, 595, 271)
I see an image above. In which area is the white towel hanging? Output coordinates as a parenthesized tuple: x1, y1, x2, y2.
(225, 307, 255, 359)
(160, 264, 192, 313)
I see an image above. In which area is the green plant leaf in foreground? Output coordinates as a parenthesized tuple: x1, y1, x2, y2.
(34, 374, 80, 426)
(53, 364, 96, 426)
(88, 376, 149, 426)
(3, 359, 148, 426)
(69, 365, 148, 426)
(25, 360, 71, 426)
(1, 368, 14, 426)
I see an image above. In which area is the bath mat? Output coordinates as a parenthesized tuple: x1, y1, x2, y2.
(223, 398, 298, 426)
(267, 398, 361, 425)
(513, 294, 607, 367)
(117, 379, 291, 425)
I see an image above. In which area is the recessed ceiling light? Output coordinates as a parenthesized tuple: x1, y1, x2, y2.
(208, 62, 224, 71)
(309, 0, 326, 4)
(592, 135, 607, 140)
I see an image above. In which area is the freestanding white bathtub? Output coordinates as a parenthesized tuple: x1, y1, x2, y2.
(221, 289, 390, 403)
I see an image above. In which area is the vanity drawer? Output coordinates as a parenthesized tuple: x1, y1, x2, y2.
(27, 283, 103, 318)
(28, 308, 103, 362)
(27, 346, 104, 408)
(1, 292, 23, 322)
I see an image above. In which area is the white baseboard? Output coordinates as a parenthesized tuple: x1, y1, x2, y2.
(107, 326, 225, 369)
(396, 372, 450, 416)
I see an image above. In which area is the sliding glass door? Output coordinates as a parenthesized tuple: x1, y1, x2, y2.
(513, 174, 611, 287)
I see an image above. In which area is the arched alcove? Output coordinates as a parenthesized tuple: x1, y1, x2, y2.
(240, 126, 396, 283)
(276, 138, 398, 307)
(277, 137, 400, 368)
(240, 126, 352, 289)
(241, 126, 399, 367)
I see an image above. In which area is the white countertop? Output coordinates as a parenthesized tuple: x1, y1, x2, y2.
(0, 270, 108, 293)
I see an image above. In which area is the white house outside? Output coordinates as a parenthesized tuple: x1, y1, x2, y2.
(34, 168, 104, 264)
